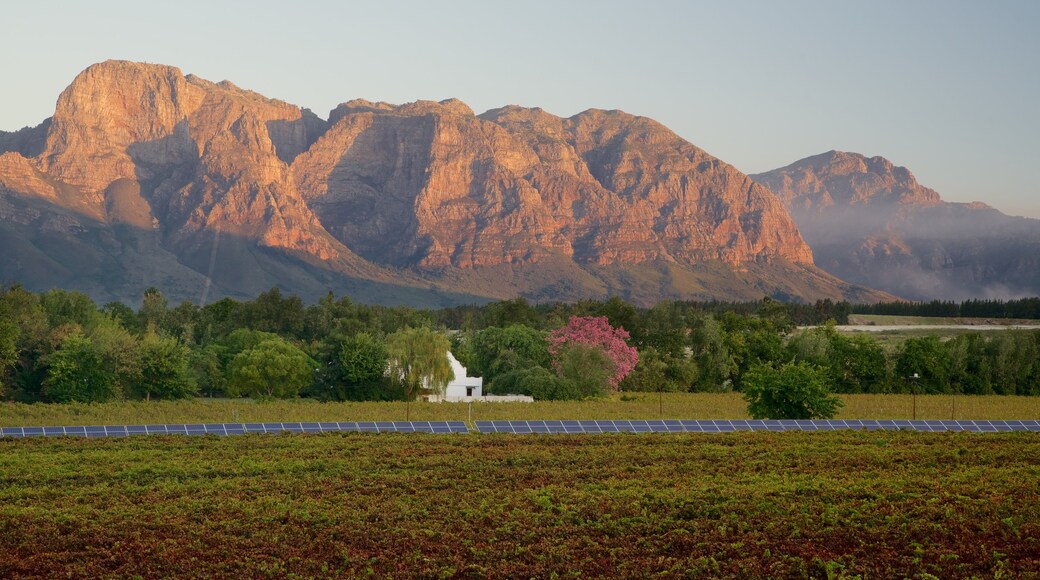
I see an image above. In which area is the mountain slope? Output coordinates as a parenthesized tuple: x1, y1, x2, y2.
(753, 151, 1040, 300)
(1, 61, 889, 306)
(1, 61, 479, 306)
(290, 99, 880, 303)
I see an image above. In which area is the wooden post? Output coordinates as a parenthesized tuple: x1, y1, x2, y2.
(911, 373, 919, 420)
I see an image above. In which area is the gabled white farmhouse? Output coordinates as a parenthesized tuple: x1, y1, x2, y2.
(425, 352, 483, 402)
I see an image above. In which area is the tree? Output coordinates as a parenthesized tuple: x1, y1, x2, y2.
(662, 354, 700, 393)
(100, 301, 139, 334)
(465, 325, 550, 383)
(895, 336, 951, 394)
(39, 289, 103, 331)
(488, 366, 577, 400)
(829, 333, 889, 393)
(237, 287, 307, 338)
(621, 347, 698, 393)
(35, 316, 145, 403)
(633, 300, 688, 358)
(548, 316, 638, 391)
(302, 292, 342, 342)
(386, 327, 454, 403)
(743, 361, 843, 420)
(218, 328, 281, 371)
(369, 306, 436, 336)
(190, 344, 228, 397)
(198, 297, 243, 341)
(789, 325, 889, 393)
(552, 343, 615, 399)
(689, 315, 735, 392)
(227, 339, 315, 399)
(0, 316, 18, 396)
(478, 298, 540, 329)
(88, 318, 143, 397)
(719, 311, 785, 391)
(594, 296, 639, 339)
(138, 287, 169, 333)
(991, 331, 1039, 395)
(336, 333, 392, 400)
(163, 301, 201, 344)
(41, 334, 117, 403)
(134, 333, 198, 400)
(620, 347, 669, 393)
(757, 296, 795, 334)
(787, 326, 833, 366)
(0, 286, 50, 401)
(0, 289, 20, 393)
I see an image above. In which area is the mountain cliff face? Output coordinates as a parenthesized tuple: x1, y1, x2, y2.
(37, 62, 349, 263)
(753, 151, 1040, 300)
(763, 151, 942, 211)
(0, 60, 886, 306)
(292, 101, 814, 270)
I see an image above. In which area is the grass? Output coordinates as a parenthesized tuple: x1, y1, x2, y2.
(1, 431, 1037, 577)
(814, 315, 1040, 351)
(841, 327, 1012, 351)
(2, 392, 1039, 427)
(848, 314, 1040, 326)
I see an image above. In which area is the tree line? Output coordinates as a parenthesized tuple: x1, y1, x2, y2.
(1, 285, 1038, 405)
(853, 297, 1040, 319)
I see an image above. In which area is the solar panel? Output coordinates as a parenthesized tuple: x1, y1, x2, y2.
(0, 420, 469, 438)
(2, 419, 1038, 438)
(472, 419, 1040, 434)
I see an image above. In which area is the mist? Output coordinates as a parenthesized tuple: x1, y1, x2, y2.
(788, 202, 1040, 301)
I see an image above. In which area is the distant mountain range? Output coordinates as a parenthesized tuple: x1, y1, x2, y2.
(753, 151, 1040, 300)
(0, 60, 894, 307)
(13, 61, 1037, 307)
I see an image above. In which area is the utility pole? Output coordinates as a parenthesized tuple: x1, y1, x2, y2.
(911, 373, 920, 420)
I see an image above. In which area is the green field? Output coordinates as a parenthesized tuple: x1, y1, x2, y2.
(809, 314, 1040, 351)
(848, 314, 1040, 326)
(1, 431, 1037, 577)
(2, 393, 1040, 426)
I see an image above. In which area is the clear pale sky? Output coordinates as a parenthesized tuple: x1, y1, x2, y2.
(4, 0, 1038, 217)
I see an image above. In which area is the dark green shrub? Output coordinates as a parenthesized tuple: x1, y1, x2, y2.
(743, 361, 843, 420)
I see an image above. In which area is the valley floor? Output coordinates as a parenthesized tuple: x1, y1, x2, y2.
(0, 431, 1037, 577)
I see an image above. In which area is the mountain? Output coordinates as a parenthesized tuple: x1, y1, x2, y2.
(753, 151, 1040, 300)
(0, 60, 888, 306)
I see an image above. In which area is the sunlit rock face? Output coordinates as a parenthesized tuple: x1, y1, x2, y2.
(294, 102, 814, 269)
(0, 61, 892, 306)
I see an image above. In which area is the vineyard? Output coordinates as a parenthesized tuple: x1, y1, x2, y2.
(2, 393, 1040, 427)
(1, 431, 1037, 577)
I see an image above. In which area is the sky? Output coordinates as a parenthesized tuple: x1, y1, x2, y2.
(3, 0, 1038, 217)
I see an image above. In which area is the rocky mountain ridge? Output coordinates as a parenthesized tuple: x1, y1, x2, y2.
(0, 60, 888, 306)
(753, 151, 1040, 300)
(762, 150, 942, 210)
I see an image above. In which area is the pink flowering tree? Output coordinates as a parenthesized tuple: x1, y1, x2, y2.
(548, 316, 639, 391)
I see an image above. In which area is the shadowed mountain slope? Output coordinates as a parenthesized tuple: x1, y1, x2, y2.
(753, 151, 1040, 300)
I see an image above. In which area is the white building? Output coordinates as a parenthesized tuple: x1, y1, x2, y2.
(424, 352, 483, 402)
(424, 352, 534, 403)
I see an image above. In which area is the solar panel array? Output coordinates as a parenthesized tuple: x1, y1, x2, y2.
(1, 419, 1038, 438)
(474, 419, 1040, 434)
(0, 421, 468, 438)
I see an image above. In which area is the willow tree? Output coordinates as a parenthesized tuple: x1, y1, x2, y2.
(386, 327, 454, 419)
